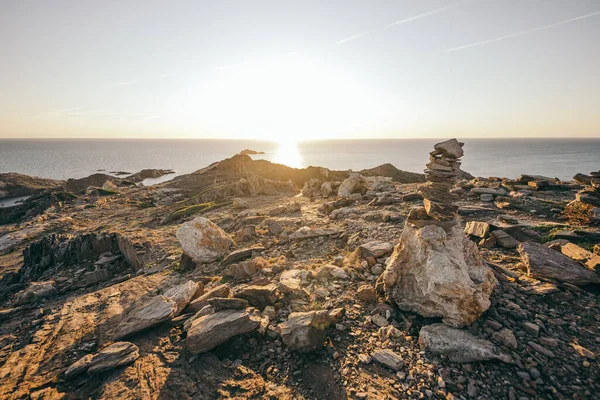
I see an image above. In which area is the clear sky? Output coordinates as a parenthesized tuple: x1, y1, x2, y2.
(1, 0, 599, 140)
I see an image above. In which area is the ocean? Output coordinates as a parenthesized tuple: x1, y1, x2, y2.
(0, 138, 598, 183)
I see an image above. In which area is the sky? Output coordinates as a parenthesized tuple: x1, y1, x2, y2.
(0, 0, 599, 140)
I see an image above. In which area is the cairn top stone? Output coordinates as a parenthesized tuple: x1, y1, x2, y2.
(432, 138, 464, 159)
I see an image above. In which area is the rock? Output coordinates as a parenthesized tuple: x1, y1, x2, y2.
(492, 329, 518, 350)
(280, 310, 331, 352)
(371, 314, 389, 327)
(115, 234, 145, 272)
(358, 241, 394, 259)
(528, 341, 555, 358)
(263, 219, 283, 235)
(208, 297, 249, 311)
(518, 242, 600, 285)
(233, 284, 277, 309)
(464, 221, 490, 238)
(471, 187, 507, 196)
(222, 246, 265, 265)
(402, 193, 423, 201)
(338, 173, 368, 198)
(289, 227, 341, 241)
(232, 198, 249, 209)
(490, 230, 519, 249)
(112, 295, 178, 339)
(371, 349, 404, 371)
(419, 324, 511, 363)
(302, 178, 323, 197)
(433, 138, 464, 158)
(321, 181, 333, 197)
(356, 285, 377, 303)
(188, 284, 231, 312)
(13, 281, 57, 306)
(559, 242, 600, 272)
(522, 322, 540, 337)
(65, 342, 139, 379)
(102, 180, 118, 191)
(176, 217, 235, 264)
(163, 280, 199, 315)
(224, 260, 260, 280)
(480, 193, 494, 202)
(87, 342, 139, 374)
(186, 309, 261, 354)
(314, 265, 348, 280)
(571, 343, 596, 360)
(382, 223, 496, 327)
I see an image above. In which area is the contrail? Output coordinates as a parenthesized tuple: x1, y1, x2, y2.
(335, 0, 478, 45)
(445, 10, 600, 52)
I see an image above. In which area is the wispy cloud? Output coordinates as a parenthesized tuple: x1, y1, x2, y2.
(335, 0, 478, 45)
(445, 10, 600, 52)
(111, 78, 145, 87)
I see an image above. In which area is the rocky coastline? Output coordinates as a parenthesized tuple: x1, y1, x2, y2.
(0, 141, 598, 399)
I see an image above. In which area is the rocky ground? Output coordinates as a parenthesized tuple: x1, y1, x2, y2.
(0, 152, 598, 400)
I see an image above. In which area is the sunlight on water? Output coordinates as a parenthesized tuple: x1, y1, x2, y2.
(271, 140, 304, 169)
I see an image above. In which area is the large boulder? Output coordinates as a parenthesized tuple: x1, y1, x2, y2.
(176, 217, 235, 264)
(186, 309, 261, 354)
(419, 324, 511, 363)
(381, 222, 496, 327)
(517, 242, 600, 285)
(338, 173, 368, 198)
(112, 295, 178, 340)
(279, 310, 331, 352)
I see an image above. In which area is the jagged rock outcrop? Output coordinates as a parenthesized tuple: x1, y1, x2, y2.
(381, 139, 496, 327)
(0, 172, 63, 200)
(176, 217, 235, 264)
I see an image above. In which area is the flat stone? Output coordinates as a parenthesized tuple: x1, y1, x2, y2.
(358, 241, 394, 259)
(560, 242, 600, 272)
(88, 342, 139, 374)
(419, 324, 511, 363)
(186, 309, 261, 354)
(522, 322, 540, 337)
(471, 187, 507, 196)
(222, 246, 265, 265)
(371, 349, 404, 371)
(208, 297, 249, 311)
(233, 284, 277, 309)
(490, 230, 519, 249)
(518, 242, 600, 285)
(423, 199, 459, 221)
(188, 284, 231, 312)
(112, 295, 178, 340)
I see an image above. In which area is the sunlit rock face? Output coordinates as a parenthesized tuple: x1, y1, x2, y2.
(380, 139, 496, 327)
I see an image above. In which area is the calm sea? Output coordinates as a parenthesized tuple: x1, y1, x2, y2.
(0, 138, 598, 182)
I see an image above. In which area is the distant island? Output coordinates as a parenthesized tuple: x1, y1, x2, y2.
(239, 149, 265, 155)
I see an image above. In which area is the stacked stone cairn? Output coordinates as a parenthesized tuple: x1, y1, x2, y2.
(409, 138, 463, 226)
(380, 139, 496, 327)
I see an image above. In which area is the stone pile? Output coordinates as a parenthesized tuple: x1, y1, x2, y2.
(416, 139, 464, 222)
(573, 170, 600, 222)
(381, 139, 497, 327)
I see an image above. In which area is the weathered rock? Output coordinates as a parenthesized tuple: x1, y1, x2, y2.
(289, 227, 341, 241)
(176, 217, 235, 264)
(338, 173, 368, 198)
(559, 242, 600, 272)
(490, 230, 519, 249)
(224, 260, 260, 280)
(222, 246, 265, 265)
(314, 265, 348, 280)
(492, 329, 518, 350)
(358, 241, 394, 259)
(232, 198, 249, 209)
(112, 295, 178, 339)
(382, 223, 496, 327)
(13, 281, 57, 306)
(471, 187, 507, 196)
(371, 349, 404, 371)
(87, 342, 139, 374)
(419, 324, 511, 363)
(188, 284, 231, 312)
(280, 310, 331, 352)
(356, 285, 377, 303)
(233, 284, 277, 309)
(65, 341, 139, 379)
(302, 178, 323, 197)
(186, 309, 261, 354)
(433, 138, 464, 158)
(321, 181, 333, 197)
(464, 221, 490, 238)
(518, 242, 600, 285)
(163, 280, 199, 315)
(208, 297, 249, 311)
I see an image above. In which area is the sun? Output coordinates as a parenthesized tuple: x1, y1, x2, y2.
(271, 139, 304, 169)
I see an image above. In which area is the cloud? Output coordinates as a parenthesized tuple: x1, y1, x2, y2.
(444, 10, 600, 52)
(335, 0, 478, 45)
